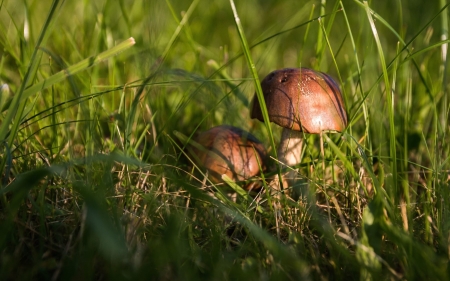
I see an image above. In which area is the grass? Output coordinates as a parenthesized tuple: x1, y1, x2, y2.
(0, 0, 449, 280)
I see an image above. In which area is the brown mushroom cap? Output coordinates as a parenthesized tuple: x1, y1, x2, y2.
(251, 68, 347, 134)
(191, 125, 267, 190)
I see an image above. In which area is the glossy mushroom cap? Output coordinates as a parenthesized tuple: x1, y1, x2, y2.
(251, 68, 347, 133)
(191, 125, 267, 190)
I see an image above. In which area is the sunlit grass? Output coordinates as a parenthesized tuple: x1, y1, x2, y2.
(0, 0, 449, 280)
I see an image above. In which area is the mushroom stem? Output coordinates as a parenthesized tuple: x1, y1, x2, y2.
(273, 128, 304, 190)
(277, 128, 304, 167)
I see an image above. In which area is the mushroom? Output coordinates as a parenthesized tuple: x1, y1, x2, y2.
(251, 67, 347, 188)
(190, 125, 268, 191)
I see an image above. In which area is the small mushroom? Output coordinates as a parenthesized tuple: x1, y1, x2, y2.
(251, 68, 347, 186)
(190, 125, 267, 191)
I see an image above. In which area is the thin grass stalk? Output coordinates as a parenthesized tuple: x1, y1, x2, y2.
(355, 1, 449, 102)
(228, 0, 280, 188)
(393, 41, 412, 231)
(340, 2, 371, 216)
(1, 37, 136, 115)
(439, 0, 449, 128)
(324, 0, 340, 35)
(352, 1, 449, 140)
(318, 18, 342, 87)
(125, 0, 199, 158)
(0, 0, 63, 176)
(176, 80, 248, 154)
(419, 130, 434, 244)
(402, 40, 450, 66)
(403, 61, 413, 230)
(313, 0, 326, 68)
(340, 1, 370, 149)
(182, 177, 311, 278)
(186, 9, 340, 97)
(50, 66, 58, 159)
(117, 0, 132, 35)
(298, 5, 315, 65)
(437, 0, 449, 237)
(161, 0, 199, 63)
(326, 133, 369, 196)
(165, 0, 198, 53)
(363, 1, 398, 203)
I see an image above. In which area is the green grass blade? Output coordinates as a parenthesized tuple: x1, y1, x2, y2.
(221, 174, 265, 214)
(222, 174, 252, 201)
(0, 0, 63, 180)
(229, 0, 280, 185)
(181, 180, 310, 278)
(439, 0, 449, 127)
(314, 0, 326, 68)
(1, 37, 136, 114)
(298, 5, 315, 64)
(0, 0, 61, 135)
(318, 18, 342, 85)
(363, 1, 398, 202)
(161, 0, 199, 63)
